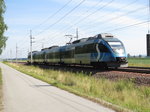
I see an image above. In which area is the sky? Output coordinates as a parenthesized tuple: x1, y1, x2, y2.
(0, 0, 149, 58)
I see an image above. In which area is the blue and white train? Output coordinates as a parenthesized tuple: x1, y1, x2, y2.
(28, 33, 128, 68)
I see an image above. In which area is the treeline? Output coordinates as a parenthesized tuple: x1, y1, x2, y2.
(0, 0, 7, 54)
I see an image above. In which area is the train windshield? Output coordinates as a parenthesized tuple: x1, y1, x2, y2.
(107, 42, 125, 54)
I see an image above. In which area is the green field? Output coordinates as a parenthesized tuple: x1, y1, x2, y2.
(128, 58, 150, 67)
(4, 62, 150, 112)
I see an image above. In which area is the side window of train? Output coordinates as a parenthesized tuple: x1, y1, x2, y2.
(75, 43, 97, 54)
(99, 44, 109, 52)
(85, 43, 96, 53)
(75, 46, 83, 54)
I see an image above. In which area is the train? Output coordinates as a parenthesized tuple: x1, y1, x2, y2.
(28, 33, 128, 68)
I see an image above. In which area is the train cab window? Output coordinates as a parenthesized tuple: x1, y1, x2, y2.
(107, 41, 125, 54)
(99, 44, 109, 52)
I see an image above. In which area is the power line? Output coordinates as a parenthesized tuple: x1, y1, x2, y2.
(71, 0, 115, 27)
(104, 15, 147, 32)
(19, 0, 142, 51)
(19, 0, 116, 49)
(33, 20, 149, 51)
(60, 0, 142, 34)
(35, 0, 114, 43)
(47, 0, 139, 40)
(83, 6, 147, 31)
(36, 0, 144, 45)
(105, 20, 149, 32)
(34, 0, 104, 43)
(16, 0, 147, 57)
(32, 0, 73, 30)
(17, 33, 29, 46)
(35, 0, 86, 36)
(17, 0, 73, 48)
(16, 21, 147, 58)
(81, 0, 139, 29)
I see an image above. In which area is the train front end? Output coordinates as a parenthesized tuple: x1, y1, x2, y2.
(101, 34, 128, 68)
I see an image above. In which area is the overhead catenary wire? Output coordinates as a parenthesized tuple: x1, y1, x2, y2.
(24, 0, 139, 48)
(31, 0, 73, 30)
(35, 0, 114, 43)
(34, 0, 104, 43)
(33, 19, 149, 50)
(18, 0, 87, 52)
(97, 15, 148, 34)
(35, 0, 143, 45)
(38, 0, 140, 43)
(22, 0, 143, 50)
(85, 9, 148, 35)
(17, 0, 87, 52)
(16, 0, 73, 48)
(63, 0, 142, 35)
(83, 6, 147, 31)
(80, 0, 140, 29)
(33, 20, 149, 52)
(34, 0, 87, 36)
(62, 0, 115, 31)
(14, 0, 148, 58)
(104, 20, 149, 33)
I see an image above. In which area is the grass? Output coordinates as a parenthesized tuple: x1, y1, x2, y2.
(0, 68, 3, 112)
(4, 62, 150, 112)
(128, 58, 150, 67)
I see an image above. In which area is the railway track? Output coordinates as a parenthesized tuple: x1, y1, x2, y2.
(16, 61, 150, 74)
(117, 67, 150, 74)
(10, 61, 150, 85)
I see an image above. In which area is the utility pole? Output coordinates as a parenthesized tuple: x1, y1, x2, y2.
(10, 49, 12, 62)
(147, 0, 150, 57)
(148, 0, 150, 34)
(76, 28, 79, 40)
(16, 44, 18, 63)
(30, 30, 34, 64)
(42, 43, 44, 49)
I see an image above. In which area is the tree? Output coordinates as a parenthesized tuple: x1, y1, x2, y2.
(0, 0, 7, 54)
(127, 53, 131, 58)
(139, 54, 142, 58)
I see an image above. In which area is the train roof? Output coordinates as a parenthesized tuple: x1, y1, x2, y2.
(103, 37, 120, 42)
(71, 33, 116, 45)
(41, 45, 59, 51)
(41, 48, 49, 51)
(98, 33, 114, 38)
(29, 33, 120, 55)
(48, 45, 59, 49)
(28, 51, 38, 55)
(72, 38, 88, 44)
(95, 33, 121, 42)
